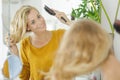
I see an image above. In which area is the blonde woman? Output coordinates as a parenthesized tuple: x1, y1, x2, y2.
(47, 19, 120, 80)
(3, 5, 71, 80)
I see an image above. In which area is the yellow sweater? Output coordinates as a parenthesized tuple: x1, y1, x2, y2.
(19, 29, 65, 80)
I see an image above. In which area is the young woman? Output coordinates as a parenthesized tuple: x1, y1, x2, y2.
(47, 19, 120, 80)
(3, 5, 71, 80)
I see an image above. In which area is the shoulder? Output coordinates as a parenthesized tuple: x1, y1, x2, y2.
(54, 29, 65, 32)
(52, 29, 66, 35)
(51, 29, 66, 41)
(20, 36, 30, 47)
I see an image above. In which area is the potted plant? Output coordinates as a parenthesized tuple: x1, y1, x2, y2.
(71, 0, 101, 23)
(71, 0, 120, 34)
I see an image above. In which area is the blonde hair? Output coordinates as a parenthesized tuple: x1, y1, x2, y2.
(48, 19, 112, 80)
(10, 5, 38, 43)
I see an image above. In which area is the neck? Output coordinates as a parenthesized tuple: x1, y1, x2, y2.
(101, 53, 120, 80)
(31, 30, 51, 41)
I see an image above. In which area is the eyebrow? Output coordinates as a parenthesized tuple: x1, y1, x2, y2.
(28, 12, 40, 24)
(37, 13, 40, 17)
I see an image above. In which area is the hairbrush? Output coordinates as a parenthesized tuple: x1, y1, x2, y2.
(44, 5, 56, 15)
(44, 5, 67, 22)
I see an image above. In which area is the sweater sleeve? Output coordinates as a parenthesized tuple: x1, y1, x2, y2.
(19, 39, 30, 80)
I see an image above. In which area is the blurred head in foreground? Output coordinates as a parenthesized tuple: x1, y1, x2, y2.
(45, 19, 112, 80)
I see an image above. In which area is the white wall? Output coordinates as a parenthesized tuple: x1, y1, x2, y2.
(0, 0, 3, 78)
(0, 0, 2, 69)
(101, 0, 120, 61)
(0, 0, 8, 79)
(101, 0, 120, 33)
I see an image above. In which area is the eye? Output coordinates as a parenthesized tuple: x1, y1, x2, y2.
(38, 15, 41, 18)
(31, 20, 35, 25)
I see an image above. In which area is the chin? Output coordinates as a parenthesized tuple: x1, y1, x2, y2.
(42, 25, 46, 31)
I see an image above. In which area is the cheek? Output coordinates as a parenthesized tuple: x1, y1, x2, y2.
(27, 26, 34, 32)
(41, 17, 45, 23)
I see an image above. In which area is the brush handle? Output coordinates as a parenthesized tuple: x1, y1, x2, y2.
(61, 17, 67, 22)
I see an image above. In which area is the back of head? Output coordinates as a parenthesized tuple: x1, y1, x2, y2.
(51, 19, 112, 79)
(10, 5, 37, 43)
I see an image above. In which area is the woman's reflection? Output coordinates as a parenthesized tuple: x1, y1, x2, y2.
(3, 5, 71, 80)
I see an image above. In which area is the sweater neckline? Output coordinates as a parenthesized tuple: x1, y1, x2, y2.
(28, 31, 54, 49)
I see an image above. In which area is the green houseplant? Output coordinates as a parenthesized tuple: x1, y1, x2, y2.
(71, 0, 120, 34)
(71, 0, 101, 23)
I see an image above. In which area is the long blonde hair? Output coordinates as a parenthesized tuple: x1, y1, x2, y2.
(48, 19, 112, 80)
(10, 5, 38, 43)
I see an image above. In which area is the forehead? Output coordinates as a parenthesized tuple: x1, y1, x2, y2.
(27, 9, 39, 20)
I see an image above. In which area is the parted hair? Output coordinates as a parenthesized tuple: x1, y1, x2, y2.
(10, 5, 38, 43)
(47, 19, 112, 80)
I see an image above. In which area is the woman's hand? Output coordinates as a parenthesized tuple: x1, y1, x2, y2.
(5, 34, 19, 56)
(53, 9, 71, 26)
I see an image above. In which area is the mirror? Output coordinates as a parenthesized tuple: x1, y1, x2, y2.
(2, 53, 22, 79)
(2, 0, 22, 79)
(1, 0, 101, 80)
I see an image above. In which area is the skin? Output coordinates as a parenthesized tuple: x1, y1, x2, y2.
(101, 49, 120, 80)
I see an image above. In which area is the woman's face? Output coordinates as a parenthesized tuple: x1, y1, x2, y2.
(27, 9, 46, 33)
